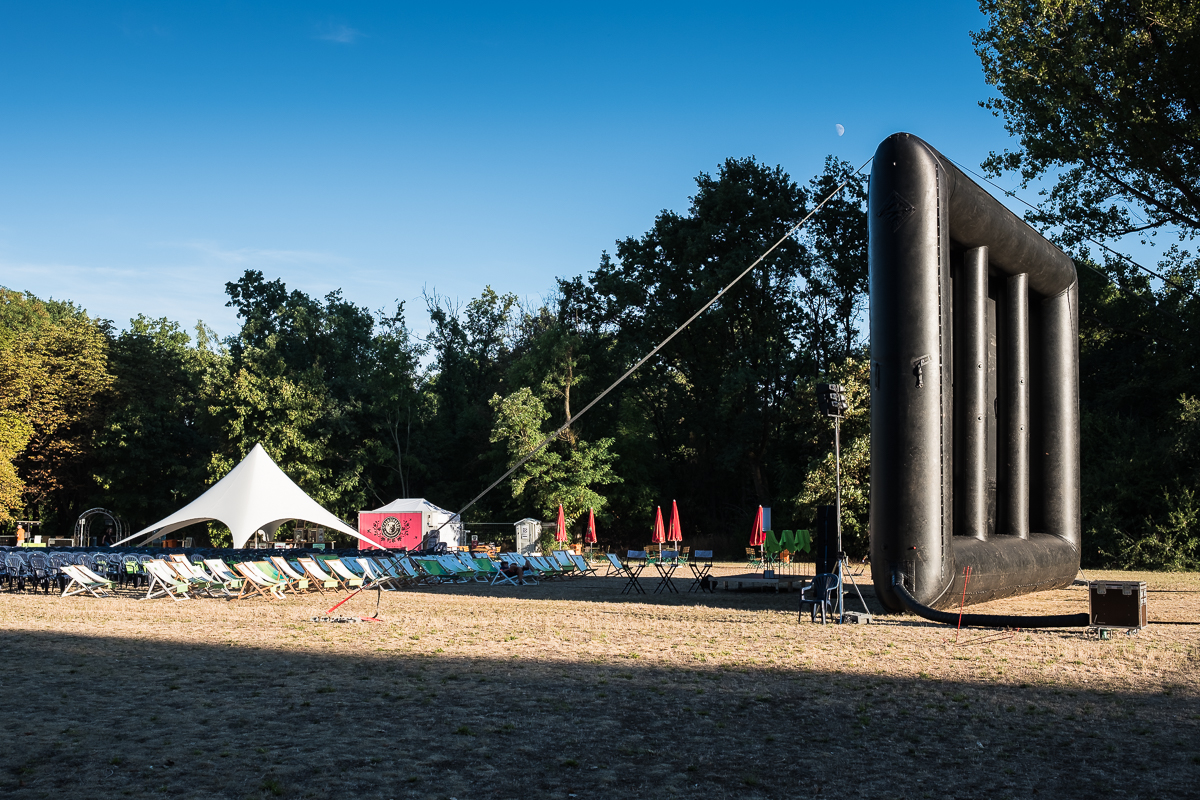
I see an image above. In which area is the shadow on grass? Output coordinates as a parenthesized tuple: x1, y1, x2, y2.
(1, 628, 1197, 800)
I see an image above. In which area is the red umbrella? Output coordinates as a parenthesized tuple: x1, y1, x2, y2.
(555, 504, 568, 543)
(585, 508, 597, 544)
(749, 505, 766, 547)
(652, 506, 666, 544)
(667, 500, 682, 543)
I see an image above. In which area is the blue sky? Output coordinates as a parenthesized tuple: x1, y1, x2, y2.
(1, 1, 1021, 337)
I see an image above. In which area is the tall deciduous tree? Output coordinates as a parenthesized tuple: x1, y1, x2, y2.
(974, 0, 1200, 243)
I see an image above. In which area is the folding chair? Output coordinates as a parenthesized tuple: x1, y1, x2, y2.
(687, 550, 715, 593)
(800, 573, 841, 624)
(489, 555, 528, 586)
(143, 560, 191, 601)
(552, 550, 581, 577)
(324, 558, 365, 591)
(232, 562, 287, 600)
(568, 553, 598, 578)
(297, 557, 343, 593)
(270, 556, 315, 593)
(397, 557, 433, 585)
(204, 559, 246, 594)
(61, 564, 115, 598)
(356, 557, 402, 590)
(607, 552, 645, 595)
(525, 555, 564, 580)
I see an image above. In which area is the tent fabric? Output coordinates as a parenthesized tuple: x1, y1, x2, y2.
(114, 443, 367, 549)
(368, 498, 455, 516)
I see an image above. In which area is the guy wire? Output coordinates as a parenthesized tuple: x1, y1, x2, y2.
(437, 155, 875, 529)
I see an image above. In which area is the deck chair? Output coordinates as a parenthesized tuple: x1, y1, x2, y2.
(466, 555, 507, 586)
(393, 557, 429, 585)
(270, 556, 314, 593)
(607, 552, 645, 595)
(324, 558, 365, 591)
(356, 557, 402, 590)
(415, 557, 462, 583)
(232, 562, 287, 600)
(167, 555, 223, 597)
(203, 559, 246, 593)
(297, 557, 342, 593)
(253, 560, 308, 595)
(452, 553, 489, 582)
(435, 555, 476, 582)
(496, 554, 537, 585)
(61, 564, 115, 598)
(568, 553, 598, 578)
(143, 560, 191, 601)
(552, 550, 581, 577)
(378, 556, 420, 587)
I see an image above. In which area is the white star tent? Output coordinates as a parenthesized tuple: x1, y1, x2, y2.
(113, 443, 367, 548)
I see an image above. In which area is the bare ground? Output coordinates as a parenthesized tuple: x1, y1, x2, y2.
(2, 562, 1198, 800)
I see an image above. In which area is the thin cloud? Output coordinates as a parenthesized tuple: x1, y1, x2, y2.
(315, 22, 362, 44)
(176, 241, 349, 266)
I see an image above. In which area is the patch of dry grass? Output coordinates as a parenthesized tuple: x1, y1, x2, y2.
(2, 564, 1198, 799)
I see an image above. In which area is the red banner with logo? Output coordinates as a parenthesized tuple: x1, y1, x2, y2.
(357, 512, 423, 550)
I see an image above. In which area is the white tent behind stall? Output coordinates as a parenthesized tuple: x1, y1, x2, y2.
(112, 443, 367, 549)
(367, 498, 462, 549)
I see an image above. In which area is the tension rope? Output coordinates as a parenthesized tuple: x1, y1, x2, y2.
(437, 155, 875, 529)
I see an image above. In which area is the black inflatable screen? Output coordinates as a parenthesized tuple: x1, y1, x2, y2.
(868, 133, 1080, 611)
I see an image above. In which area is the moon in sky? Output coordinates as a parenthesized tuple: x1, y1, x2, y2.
(835, 124, 845, 136)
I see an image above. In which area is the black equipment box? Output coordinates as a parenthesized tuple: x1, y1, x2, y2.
(1088, 581, 1147, 630)
(814, 505, 838, 575)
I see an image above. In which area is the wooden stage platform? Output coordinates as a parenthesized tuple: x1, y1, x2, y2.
(719, 573, 810, 592)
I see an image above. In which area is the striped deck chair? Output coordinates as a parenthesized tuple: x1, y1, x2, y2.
(204, 559, 246, 593)
(167, 555, 222, 597)
(143, 560, 191, 601)
(254, 560, 308, 595)
(440, 554, 482, 582)
(297, 557, 342, 594)
(61, 564, 115, 598)
(325, 558, 365, 591)
(395, 557, 431, 585)
(270, 556, 315, 593)
(232, 562, 287, 600)
(498, 553, 540, 585)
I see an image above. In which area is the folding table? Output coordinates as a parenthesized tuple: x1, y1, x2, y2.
(652, 557, 679, 594)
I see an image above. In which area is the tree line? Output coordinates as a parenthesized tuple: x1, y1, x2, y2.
(1, 0, 1197, 565)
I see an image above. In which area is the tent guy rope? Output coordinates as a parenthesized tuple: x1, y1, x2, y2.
(436, 155, 874, 531)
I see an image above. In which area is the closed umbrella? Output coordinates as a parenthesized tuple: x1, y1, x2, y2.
(749, 505, 766, 547)
(652, 506, 666, 545)
(667, 500, 682, 546)
(555, 504, 568, 543)
(585, 508, 597, 544)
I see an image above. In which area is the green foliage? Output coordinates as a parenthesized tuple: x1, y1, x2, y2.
(488, 387, 620, 528)
(0, 288, 113, 528)
(792, 357, 870, 558)
(975, 0, 1200, 242)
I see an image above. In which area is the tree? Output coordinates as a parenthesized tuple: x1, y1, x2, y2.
(488, 386, 621, 527)
(0, 289, 113, 530)
(93, 316, 217, 529)
(974, 0, 1200, 244)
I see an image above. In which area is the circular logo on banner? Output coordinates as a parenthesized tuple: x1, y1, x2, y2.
(380, 516, 402, 541)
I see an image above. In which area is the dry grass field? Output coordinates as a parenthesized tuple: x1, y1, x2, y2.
(2, 562, 1199, 800)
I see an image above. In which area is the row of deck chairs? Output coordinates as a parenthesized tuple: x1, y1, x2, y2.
(61, 549, 605, 600)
